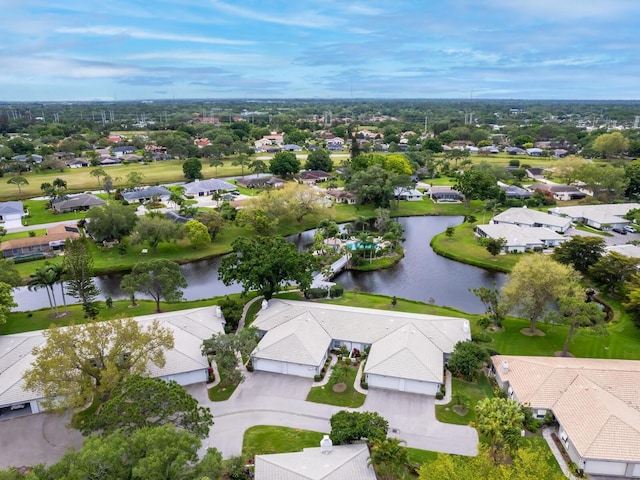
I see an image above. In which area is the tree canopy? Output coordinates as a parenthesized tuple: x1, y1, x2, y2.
(132, 215, 184, 254)
(269, 151, 301, 177)
(78, 375, 214, 439)
(182, 158, 203, 180)
(453, 168, 500, 208)
(329, 410, 388, 445)
(0, 282, 16, 326)
(64, 237, 100, 317)
(121, 259, 187, 312)
(447, 341, 489, 381)
(500, 254, 575, 334)
(218, 236, 317, 300)
(305, 148, 333, 172)
(474, 397, 524, 457)
(552, 235, 605, 274)
(86, 202, 139, 241)
(23, 318, 174, 410)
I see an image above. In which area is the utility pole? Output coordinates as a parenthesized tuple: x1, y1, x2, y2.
(424, 116, 428, 135)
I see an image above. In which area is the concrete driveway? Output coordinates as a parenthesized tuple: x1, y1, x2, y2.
(0, 413, 84, 469)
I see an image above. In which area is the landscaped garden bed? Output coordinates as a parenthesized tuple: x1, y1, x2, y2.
(306, 363, 365, 407)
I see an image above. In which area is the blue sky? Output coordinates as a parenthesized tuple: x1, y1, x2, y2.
(2, 0, 639, 101)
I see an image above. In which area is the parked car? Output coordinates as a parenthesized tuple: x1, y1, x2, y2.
(612, 227, 627, 235)
(624, 225, 636, 233)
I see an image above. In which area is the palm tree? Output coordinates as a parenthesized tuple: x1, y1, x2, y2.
(7, 176, 29, 195)
(209, 159, 224, 175)
(169, 186, 185, 210)
(232, 153, 250, 175)
(28, 266, 59, 316)
(47, 263, 68, 315)
(368, 438, 409, 480)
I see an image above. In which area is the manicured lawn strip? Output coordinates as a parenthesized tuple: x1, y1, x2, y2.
(350, 248, 403, 271)
(521, 435, 563, 473)
(306, 364, 365, 408)
(573, 224, 613, 236)
(431, 221, 519, 273)
(243, 299, 263, 328)
(207, 374, 240, 401)
(23, 199, 87, 225)
(242, 426, 326, 457)
(1, 228, 46, 241)
(1, 294, 248, 335)
(436, 375, 495, 425)
(406, 448, 439, 465)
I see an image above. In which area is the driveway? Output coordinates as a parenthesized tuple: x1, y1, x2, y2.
(0, 413, 84, 469)
(195, 372, 478, 458)
(565, 227, 638, 247)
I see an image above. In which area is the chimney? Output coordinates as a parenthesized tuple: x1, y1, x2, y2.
(501, 360, 509, 373)
(320, 435, 333, 454)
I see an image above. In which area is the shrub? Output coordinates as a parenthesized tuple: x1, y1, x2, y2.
(465, 215, 477, 224)
(329, 284, 344, 298)
(435, 392, 444, 400)
(305, 287, 328, 299)
(477, 316, 491, 328)
(314, 374, 322, 382)
(245, 359, 254, 372)
(447, 341, 489, 381)
(218, 296, 243, 332)
(521, 405, 541, 432)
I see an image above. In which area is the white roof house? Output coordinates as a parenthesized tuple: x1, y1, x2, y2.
(183, 179, 236, 197)
(491, 355, 640, 479)
(255, 442, 376, 480)
(394, 187, 423, 201)
(0, 201, 26, 230)
(475, 223, 568, 253)
(549, 203, 640, 230)
(492, 207, 572, 233)
(121, 186, 171, 203)
(0, 306, 224, 415)
(605, 244, 640, 259)
(252, 300, 471, 395)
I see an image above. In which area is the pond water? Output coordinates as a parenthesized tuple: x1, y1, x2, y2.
(12, 216, 506, 314)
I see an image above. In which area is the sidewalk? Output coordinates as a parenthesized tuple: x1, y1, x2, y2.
(434, 369, 452, 405)
(542, 426, 578, 480)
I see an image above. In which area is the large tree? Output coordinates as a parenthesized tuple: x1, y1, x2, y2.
(0, 258, 22, 287)
(269, 151, 301, 177)
(86, 202, 139, 241)
(368, 437, 409, 480)
(589, 251, 640, 295)
(555, 285, 606, 357)
(447, 341, 489, 381)
(305, 148, 333, 172)
(78, 375, 214, 439)
(218, 236, 317, 300)
(0, 282, 16, 326)
(43, 426, 223, 480)
(575, 162, 629, 202)
(198, 209, 225, 240)
(120, 259, 187, 312)
(184, 219, 211, 248)
(281, 182, 329, 223)
(64, 237, 100, 317)
(453, 168, 500, 208)
(23, 317, 174, 410)
(552, 235, 605, 274)
(182, 158, 203, 180)
(7, 175, 28, 195)
(347, 164, 396, 208)
(500, 254, 575, 334)
(132, 215, 184, 254)
(592, 131, 629, 158)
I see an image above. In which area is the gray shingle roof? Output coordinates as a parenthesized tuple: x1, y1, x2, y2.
(183, 179, 236, 195)
(0, 201, 24, 216)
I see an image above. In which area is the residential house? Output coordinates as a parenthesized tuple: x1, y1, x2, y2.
(326, 189, 356, 205)
(528, 183, 587, 201)
(282, 144, 302, 152)
(107, 135, 124, 144)
(525, 167, 545, 180)
(492, 207, 571, 233)
(479, 146, 499, 154)
(11, 154, 43, 166)
(251, 299, 471, 395)
(236, 175, 284, 189)
(327, 138, 344, 152)
(66, 158, 90, 168)
(498, 182, 532, 199)
(394, 187, 423, 201)
(507, 147, 527, 155)
(425, 186, 464, 203)
(475, 224, 567, 253)
(112, 146, 135, 156)
(491, 355, 640, 478)
(51, 194, 105, 213)
(183, 179, 236, 197)
(0, 201, 26, 229)
(549, 203, 640, 230)
(298, 170, 333, 185)
(1, 224, 80, 259)
(553, 149, 569, 158)
(99, 156, 121, 166)
(121, 186, 171, 203)
(255, 440, 376, 480)
(605, 244, 640, 259)
(0, 307, 224, 416)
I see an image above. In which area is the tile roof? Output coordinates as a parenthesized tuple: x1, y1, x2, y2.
(550, 203, 640, 225)
(0, 306, 224, 409)
(492, 355, 640, 463)
(493, 207, 571, 229)
(52, 194, 105, 212)
(121, 186, 171, 201)
(1, 225, 80, 252)
(183, 179, 236, 194)
(255, 443, 376, 480)
(476, 224, 567, 247)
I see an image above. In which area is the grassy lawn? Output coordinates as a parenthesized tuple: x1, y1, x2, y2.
(350, 248, 403, 271)
(242, 425, 326, 457)
(406, 447, 439, 465)
(1, 228, 46, 241)
(243, 299, 263, 328)
(573, 224, 613, 236)
(1, 294, 248, 335)
(208, 371, 240, 401)
(306, 364, 365, 408)
(436, 375, 495, 425)
(23, 199, 87, 225)
(431, 221, 520, 273)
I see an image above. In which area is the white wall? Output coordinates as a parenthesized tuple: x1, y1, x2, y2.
(253, 358, 317, 378)
(584, 460, 628, 477)
(366, 374, 439, 395)
(160, 369, 207, 386)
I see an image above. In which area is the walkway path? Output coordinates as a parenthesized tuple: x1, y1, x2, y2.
(542, 426, 579, 480)
(434, 369, 452, 405)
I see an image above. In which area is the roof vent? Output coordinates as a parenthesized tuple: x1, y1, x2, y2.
(320, 435, 333, 454)
(501, 360, 509, 373)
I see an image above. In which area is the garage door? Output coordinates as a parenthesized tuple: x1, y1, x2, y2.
(585, 460, 627, 476)
(367, 374, 401, 391)
(253, 359, 284, 374)
(632, 462, 640, 477)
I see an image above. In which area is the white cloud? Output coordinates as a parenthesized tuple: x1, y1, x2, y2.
(56, 26, 254, 45)
(208, 0, 336, 29)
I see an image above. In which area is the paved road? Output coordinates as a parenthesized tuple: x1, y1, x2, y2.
(188, 371, 479, 459)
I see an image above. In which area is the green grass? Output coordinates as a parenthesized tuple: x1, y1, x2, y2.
(574, 224, 614, 237)
(1, 228, 46, 241)
(431, 221, 522, 273)
(242, 426, 326, 457)
(406, 448, 439, 464)
(350, 248, 403, 271)
(23, 199, 87, 225)
(208, 372, 240, 401)
(436, 375, 495, 425)
(1, 294, 248, 335)
(306, 364, 365, 407)
(243, 299, 263, 328)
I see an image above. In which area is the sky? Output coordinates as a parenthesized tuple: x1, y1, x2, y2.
(1, 0, 639, 101)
